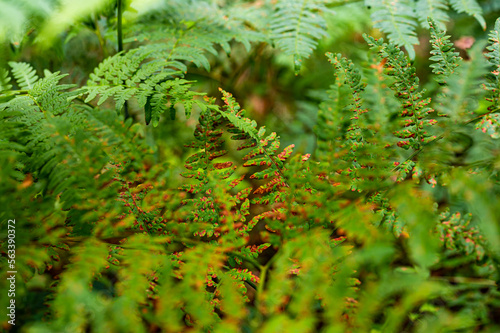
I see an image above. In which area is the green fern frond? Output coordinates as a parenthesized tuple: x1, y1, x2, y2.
(485, 18, 500, 111)
(428, 17, 462, 84)
(320, 52, 400, 192)
(438, 210, 487, 260)
(8, 62, 39, 90)
(181, 106, 230, 194)
(415, 0, 449, 29)
(112, 236, 167, 327)
(218, 89, 292, 204)
(326, 53, 367, 144)
(180, 103, 240, 235)
(449, 0, 486, 29)
(85, 48, 204, 125)
(324, 52, 377, 190)
(1, 67, 154, 216)
(181, 90, 293, 237)
(127, 26, 225, 72)
(365, 35, 436, 150)
(219, 89, 292, 178)
(270, 0, 329, 74)
(475, 19, 500, 138)
(366, 0, 419, 59)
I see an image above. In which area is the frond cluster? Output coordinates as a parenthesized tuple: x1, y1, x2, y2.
(325, 52, 368, 155)
(2, 3, 500, 333)
(180, 89, 294, 239)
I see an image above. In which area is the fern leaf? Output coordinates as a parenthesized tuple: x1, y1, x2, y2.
(325, 53, 369, 157)
(365, 35, 437, 149)
(449, 0, 486, 29)
(0, 68, 12, 92)
(219, 89, 292, 200)
(271, 0, 329, 74)
(485, 18, 500, 111)
(8, 62, 39, 90)
(86, 49, 201, 125)
(415, 0, 449, 29)
(428, 17, 461, 83)
(366, 0, 419, 59)
(180, 103, 237, 232)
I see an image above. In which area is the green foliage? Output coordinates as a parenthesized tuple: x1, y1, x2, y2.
(1, 1, 500, 333)
(365, 35, 437, 150)
(270, 0, 330, 74)
(84, 47, 205, 125)
(428, 17, 461, 83)
(366, 0, 419, 59)
(415, 0, 449, 29)
(449, 0, 486, 29)
(365, 0, 487, 59)
(485, 17, 500, 111)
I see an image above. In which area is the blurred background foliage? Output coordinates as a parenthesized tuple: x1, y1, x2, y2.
(1, 0, 498, 158)
(4, 0, 498, 160)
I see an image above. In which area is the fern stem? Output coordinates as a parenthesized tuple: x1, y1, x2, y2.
(229, 251, 263, 271)
(256, 263, 268, 306)
(255, 254, 278, 308)
(264, 150, 290, 187)
(245, 280, 258, 290)
(116, 0, 129, 119)
(464, 107, 500, 125)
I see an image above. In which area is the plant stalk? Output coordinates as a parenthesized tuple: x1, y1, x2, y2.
(117, 0, 129, 119)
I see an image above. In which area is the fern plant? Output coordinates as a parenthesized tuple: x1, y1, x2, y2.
(1, 1, 500, 333)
